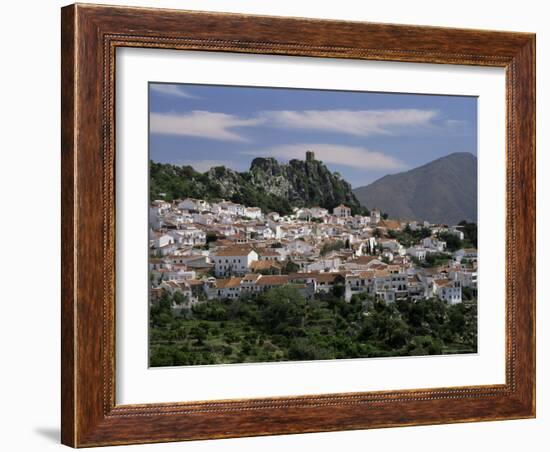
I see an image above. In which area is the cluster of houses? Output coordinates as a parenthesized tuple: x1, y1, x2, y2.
(149, 197, 477, 310)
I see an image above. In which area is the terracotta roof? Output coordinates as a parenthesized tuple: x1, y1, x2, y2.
(186, 279, 204, 287)
(433, 278, 452, 287)
(213, 246, 255, 257)
(374, 269, 391, 277)
(314, 273, 344, 283)
(258, 248, 281, 256)
(423, 267, 444, 276)
(216, 277, 242, 289)
(255, 275, 290, 286)
(241, 274, 261, 283)
(370, 263, 389, 271)
(353, 256, 380, 265)
(375, 219, 401, 230)
(250, 260, 281, 271)
(288, 272, 319, 279)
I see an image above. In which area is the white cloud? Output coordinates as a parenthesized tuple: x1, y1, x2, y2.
(242, 143, 407, 171)
(150, 84, 199, 99)
(149, 108, 450, 143)
(258, 109, 439, 136)
(175, 160, 242, 173)
(150, 111, 262, 142)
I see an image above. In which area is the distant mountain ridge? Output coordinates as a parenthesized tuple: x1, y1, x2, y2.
(353, 152, 477, 225)
(150, 151, 363, 215)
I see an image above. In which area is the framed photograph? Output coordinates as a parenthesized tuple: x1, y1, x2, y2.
(61, 3, 536, 447)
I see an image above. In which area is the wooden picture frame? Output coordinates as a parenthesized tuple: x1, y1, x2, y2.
(61, 3, 535, 447)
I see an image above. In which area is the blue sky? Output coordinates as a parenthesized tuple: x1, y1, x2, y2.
(149, 83, 477, 188)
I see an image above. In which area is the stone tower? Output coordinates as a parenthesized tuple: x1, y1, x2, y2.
(306, 150, 315, 162)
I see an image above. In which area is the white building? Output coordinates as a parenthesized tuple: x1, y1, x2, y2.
(192, 212, 214, 226)
(284, 239, 315, 255)
(307, 257, 341, 273)
(448, 227, 465, 240)
(244, 207, 262, 219)
(333, 204, 352, 218)
(449, 268, 477, 290)
(407, 246, 427, 261)
(218, 201, 245, 216)
(211, 246, 259, 277)
(422, 237, 447, 252)
(310, 207, 329, 218)
(453, 248, 478, 262)
(295, 208, 312, 220)
(152, 233, 174, 249)
(178, 198, 210, 212)
(166, 227, 206, 247)
(370, 209, 381, 224)
(433, 279, 462, 304)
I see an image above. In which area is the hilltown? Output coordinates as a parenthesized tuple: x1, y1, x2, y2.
(149, 198, 477, 308)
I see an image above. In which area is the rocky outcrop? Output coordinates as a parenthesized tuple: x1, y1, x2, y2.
(150, 153, 363, 215)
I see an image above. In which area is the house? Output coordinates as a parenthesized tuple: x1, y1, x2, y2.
(167, 227, 206, 246)
(306, 257, 341, 273)
(149, 202, 170, 229)
(342, 255, 383, 272)
(310, 207, 329, 218)
(352, 215, 370, 228)
(433, 279, 462, 304)
(313, 272, 345, 293)
(408, 220, 431, 231)
(249, 260, 282, 274)
(422, 237, 447, 252)
(158, 280, 193, 308)
(178, 198, 210, 212)
(370, 209, 381, 224)
(192, 212, 214, 226)
(407, 275, 427, 299)
(151, 233, 177, 256)
(344, 271, 375, 301)
(295, 208, 312, 220)
(453, 248, 478, 262)
(149, 258, 167, 271)
(255, 275, 291, 291)
(211, 246, 259, 277)
(161, 265, 196, 282)
(449, 266, 478, 290)
(379, 238, 405, 254)
(407, 246, 427, 261)
(284, 239, 315, 255)
(244, 207, 262, 220)
(239, 274, 262, 293)
(218, 201, 245, 216)
(333, 204, 351, 218)
(214, 277, 242, 299)
(257, 248, 283, 261)
(448, 227, 465, 240)
(152, 233, 174, 249)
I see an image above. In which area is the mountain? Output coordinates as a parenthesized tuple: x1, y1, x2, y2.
(150, 151, 364, 215)
(353, 152, 477, 225)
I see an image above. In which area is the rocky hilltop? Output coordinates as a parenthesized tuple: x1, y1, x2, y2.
(150, 151, 364, 215)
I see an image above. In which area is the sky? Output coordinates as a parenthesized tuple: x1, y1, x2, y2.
(149, 83, 477, 188)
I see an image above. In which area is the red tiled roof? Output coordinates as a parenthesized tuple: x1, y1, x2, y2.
(216, 277, 242, 289)
(255, 275, 290, 286)
(213, 246, 255, 256)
